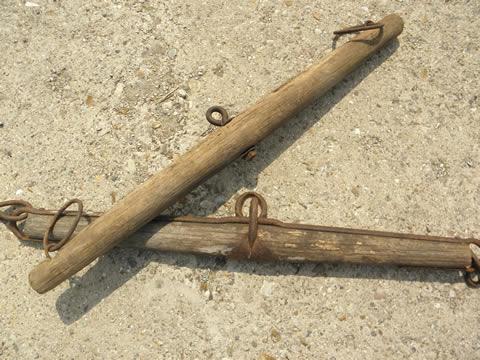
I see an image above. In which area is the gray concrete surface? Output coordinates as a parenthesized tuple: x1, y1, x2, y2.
(1, 1, 479, 359)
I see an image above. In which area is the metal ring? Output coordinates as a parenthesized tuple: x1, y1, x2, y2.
(0, 200, 33, 222)
(43, 199, 83, 258)
(465, 251, 480, 288)
(333, 20, 384, 36)
(206, 106, 230, 126)
(3, 211, 31, 241)
(247, 196, 260, 246)
(6, 206, 35, 240)
(235, 192, 268, 218)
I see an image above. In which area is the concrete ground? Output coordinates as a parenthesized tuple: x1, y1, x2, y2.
(1, 1, 479, 359)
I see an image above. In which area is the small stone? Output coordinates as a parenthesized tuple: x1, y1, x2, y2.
(203, 289, 213, 301)
(114, 82, 124, 98)
(96, 122, 105, 131)
(25, 1, 40, 7)
(199, 281, 208, 292)
(136, 69, 145, 78)
(314, 28, 322, 35)
(96, 122, 110, 136)
(213, 63, 224, 77)
(69, 277, 81, 288)
(15, 189, 24, 196)
(270, 328, 281, 343)
(465, 159, 474, 168)
(197, 66, 206, 76)
(299, 336, 308, 346)
(259, 353, 276, 360)
(284, 0, 293, 6)
(351, 186, 360, 197)
(352, 128, 361, 135)
(126, 159, 136, 173)
(312, 11, 321, 21)
(419, 68, 429, 80)
(0, 122, 4, 128)
(449, 290, 456, 298)
(260, 280, 275, 297)
(86, 95, 94, 107)
(177, 89, 187, 98)
(115, 107, 130, 116)
(162, 101, 173, 111)
(167, 48, 177, 59)
(157, 144, 168, 154)
(338, 314, 347, 321)
(374, 290, 386, 300)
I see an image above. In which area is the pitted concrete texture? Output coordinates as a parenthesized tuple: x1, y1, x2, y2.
(1, 1, 479, 359)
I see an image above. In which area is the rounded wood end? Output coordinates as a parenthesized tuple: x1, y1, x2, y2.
(382, 13, 404, 36)
(28, 259, 54, 294)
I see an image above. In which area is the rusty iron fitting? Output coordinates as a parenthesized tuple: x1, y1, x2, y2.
(465, 251, 480, 288)
(206, 105, 231, 126)
(206, 105, 257, 160)
(0, 199, 33, 222)
(334, 20, 384, 36)
(43, 199, 83, 258)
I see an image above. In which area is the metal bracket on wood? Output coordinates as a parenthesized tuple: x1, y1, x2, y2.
(206, 105, 257, 160)
(2, 192, 479, 287)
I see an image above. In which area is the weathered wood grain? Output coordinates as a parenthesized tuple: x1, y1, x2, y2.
(23, 210, 471, 269)
(29, 14, 405, 293)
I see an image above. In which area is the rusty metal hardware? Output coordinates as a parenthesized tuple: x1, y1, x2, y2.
(42, 199, 83, 258)
(1, 199, 84, 257)
(205, 106, 257, 160)
(465, 252, 480, 287)
(242, 147, 257, 161)
(2, 192, 479, 287)
(0, 200, 32, 222)
(206, 105, 232, 126)
(334, 20, 384, 36)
